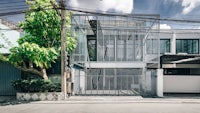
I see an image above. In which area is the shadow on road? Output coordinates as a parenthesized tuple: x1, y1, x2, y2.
(0, 96, 32, 106)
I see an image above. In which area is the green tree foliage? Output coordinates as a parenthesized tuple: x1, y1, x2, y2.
(18, 0, 76, 51)
(6, 0, 77, 80)
(19, 0, 61, 48)
(9, 42, 58, 80)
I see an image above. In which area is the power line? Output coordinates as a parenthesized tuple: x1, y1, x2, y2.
(1, 6, 200, 25)
(0, 0, 25, 4)
(0, 4, 27, 9)
(0, 7, 28, 11)
(0, 10, 25, 16)
(64, 7, 200, 24)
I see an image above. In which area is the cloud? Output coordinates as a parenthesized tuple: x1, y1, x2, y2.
(192, 26, 200, 29)
(160, 24, 171, 29)
(173, 0, 180, 3)
(165, 0, 180, 3)
(181, 0, 200, 15)
(152, 24, 171, 29)
(67, 0, 133, 13)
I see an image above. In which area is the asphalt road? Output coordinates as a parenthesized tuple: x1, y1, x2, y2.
(1, 101, 200, 113)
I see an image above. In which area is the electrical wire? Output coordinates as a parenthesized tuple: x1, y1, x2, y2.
(0, 4, 200, 24)
(0, 0, 25, 4)
(1, 4, 200, 32)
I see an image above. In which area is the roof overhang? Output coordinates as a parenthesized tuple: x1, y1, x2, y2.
(160, 54, 200, 68)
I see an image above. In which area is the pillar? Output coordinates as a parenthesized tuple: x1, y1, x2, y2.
(157, 69, 163, 97)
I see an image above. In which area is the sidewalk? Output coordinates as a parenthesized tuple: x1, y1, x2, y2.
(32, 96, 200, 104)
(1, 95, 200, 105)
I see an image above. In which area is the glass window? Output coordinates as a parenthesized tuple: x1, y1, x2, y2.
(127, 36, 134, 61)
(134, 35, 143, 61)
(160, 39, 170, 54)
(176, 39, 199, 54)
(104, 35, 115, 61)
(146, 39, 159, 54)
(87, 38, 97, 61)
(117, 39, 126, 61)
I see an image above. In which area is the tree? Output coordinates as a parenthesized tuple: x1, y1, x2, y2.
(5, 0, 77, 80)
(9, 42, 58, 80)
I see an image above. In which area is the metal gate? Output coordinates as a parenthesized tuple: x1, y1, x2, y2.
(0, 61, 21, 96)
(74, 68, 142, 96)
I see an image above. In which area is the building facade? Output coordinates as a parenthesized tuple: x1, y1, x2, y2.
(71, 14, 160, 96)
(0, 18, 21, 96)
(71, 14, 200, 96)
(160, 29, 200, 94)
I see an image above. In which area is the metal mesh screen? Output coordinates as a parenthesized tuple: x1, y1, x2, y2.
(72, 14, 160, 63)
(74, 68, 143, 95)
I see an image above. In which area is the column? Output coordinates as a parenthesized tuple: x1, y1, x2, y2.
(156, 69, 163, 97)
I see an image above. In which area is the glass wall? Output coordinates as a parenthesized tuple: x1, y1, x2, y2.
(176, 39, 199, 54)
(71, 16, 87, 63)
(87, 39, 96, 61)
(160, 39, 170, 54)
(146, 39, 158, 54)
(97, 30, 144, 62)
(72, 14, 160, 63)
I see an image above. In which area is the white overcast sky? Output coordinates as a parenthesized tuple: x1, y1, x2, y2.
(67, 0, 200, 29)
(1, 0, 200, 29)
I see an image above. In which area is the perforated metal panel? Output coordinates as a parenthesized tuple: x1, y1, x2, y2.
(74, 68, 142, 96)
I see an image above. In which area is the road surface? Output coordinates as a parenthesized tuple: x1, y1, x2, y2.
(1, 100, 200, 113)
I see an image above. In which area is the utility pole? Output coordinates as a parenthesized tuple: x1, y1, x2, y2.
(60, 0, 67, 99)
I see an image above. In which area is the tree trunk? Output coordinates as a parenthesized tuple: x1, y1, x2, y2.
(41, 68, 48, 80)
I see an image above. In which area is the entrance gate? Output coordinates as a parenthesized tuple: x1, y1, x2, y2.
(74, 68, 142, 96)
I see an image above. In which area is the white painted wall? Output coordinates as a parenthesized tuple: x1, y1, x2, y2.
(79, 70, 85, 92)
(0, 23, 20, 54)
(85, 62, 145, 68)
(164, 76, 200, 93)
(171, 31, 176, 54)
(157, 69, 163, 97)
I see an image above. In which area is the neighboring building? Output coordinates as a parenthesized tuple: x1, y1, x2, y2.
(0, 18, 21, 96)
(0, 18, 21, 54)
(160, 29, 200, 94)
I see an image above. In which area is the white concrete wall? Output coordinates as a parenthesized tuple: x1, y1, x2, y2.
(85, 62, 145, 68)
(157, 69, 163, 97)
(0, 23, 20, 54)
(164, 75, 200, 93)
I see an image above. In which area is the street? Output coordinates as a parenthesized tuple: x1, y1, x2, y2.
(1, 99, 200, 113)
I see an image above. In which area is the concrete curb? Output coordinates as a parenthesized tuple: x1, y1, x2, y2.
(29, 96, 200, 104)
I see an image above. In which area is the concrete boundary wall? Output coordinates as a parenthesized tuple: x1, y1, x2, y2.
(164, 75, 200, 93)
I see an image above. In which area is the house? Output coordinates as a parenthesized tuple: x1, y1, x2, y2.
(1, 13, 200, 97)
(0, 18, 21, 54)
(71, 14, 160, 96)
(0, 18, 21, 96)
(70, 14, 200, 97)
(160, 29, 200, 94)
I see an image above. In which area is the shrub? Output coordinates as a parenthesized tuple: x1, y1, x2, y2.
(12, 79, 61, 92)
